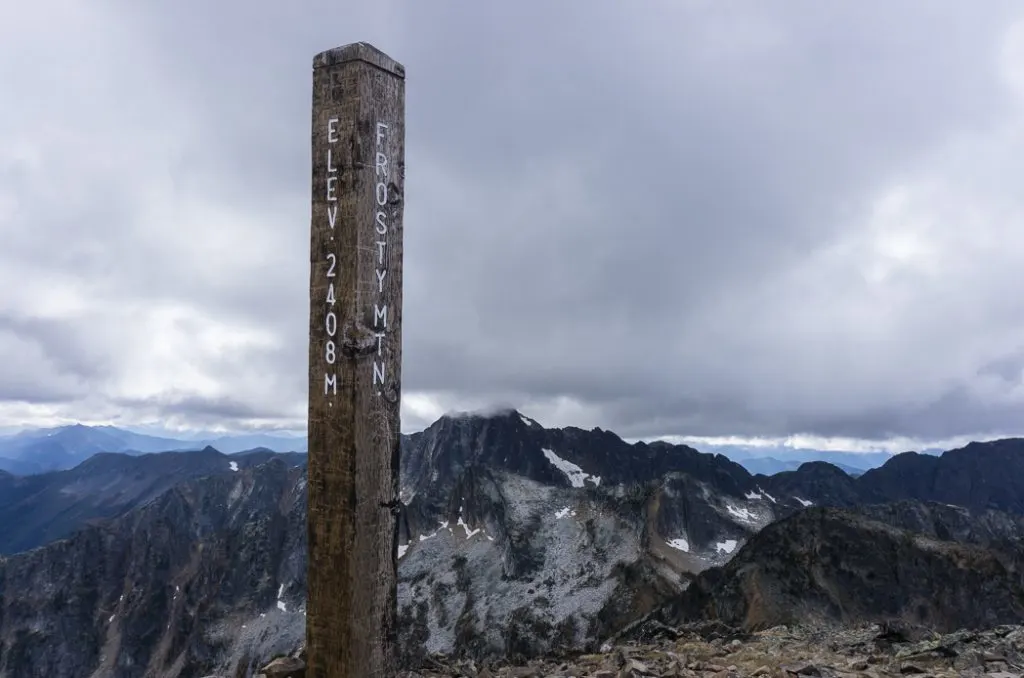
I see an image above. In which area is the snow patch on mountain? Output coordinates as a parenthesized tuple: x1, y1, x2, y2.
(519, 413, 541, 428)
(667, 537, 690, 553)
(745, 487, 776, 503)
(403, 514, 494, 560)
(276, 583, 287, 612)
(555, 506, 577, 519)
(456, 515, 482, 538)
(716, 539, 738, 554)
(719, 498, 776, 532)
(542, 448, 601, 488)
(726, 504, 756, 522)
(418, 521, 451, 542)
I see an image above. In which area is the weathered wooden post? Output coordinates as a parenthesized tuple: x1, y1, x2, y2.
(307, 42, 405, 677)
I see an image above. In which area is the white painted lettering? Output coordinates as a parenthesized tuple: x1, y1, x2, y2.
(371, 119, 393, 399)
(321, 118, 344, 402)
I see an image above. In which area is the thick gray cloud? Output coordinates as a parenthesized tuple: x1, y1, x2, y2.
(1, 0, 1023, 444)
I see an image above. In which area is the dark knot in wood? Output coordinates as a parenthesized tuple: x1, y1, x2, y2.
(341, 320, 378, 358)
(381, 381, 400, 405)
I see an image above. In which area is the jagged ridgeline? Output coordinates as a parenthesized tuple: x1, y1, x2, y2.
(2, 410, 1024, 676)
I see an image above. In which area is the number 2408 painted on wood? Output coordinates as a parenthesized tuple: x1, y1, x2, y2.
(325, 254, 337, 352)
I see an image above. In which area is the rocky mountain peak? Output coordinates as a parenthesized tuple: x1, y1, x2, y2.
(647, 500, 1024, 636)
(857, 438, 1024, 513)
(401, 408, 568, 504)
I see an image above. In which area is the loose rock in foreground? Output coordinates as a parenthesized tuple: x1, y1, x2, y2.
(394, 621, 1024, 678)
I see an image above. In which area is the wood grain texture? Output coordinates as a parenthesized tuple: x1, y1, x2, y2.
(307, 41, 405, 678)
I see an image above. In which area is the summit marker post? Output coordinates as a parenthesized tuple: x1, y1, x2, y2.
(307, 42, 405, 677)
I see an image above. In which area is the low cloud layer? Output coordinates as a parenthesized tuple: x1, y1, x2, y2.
(2, 1, 1023, 445)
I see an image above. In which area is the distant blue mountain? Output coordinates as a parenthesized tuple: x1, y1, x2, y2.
(700, 444, 895, 474)
(0, 424, 308, 475)
(736, 456, 868, 477)
(196, 432, 308, 455)
(703, 443, 949, 477)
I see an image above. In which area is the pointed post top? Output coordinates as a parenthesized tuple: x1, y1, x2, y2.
(313, 42, 405, 79)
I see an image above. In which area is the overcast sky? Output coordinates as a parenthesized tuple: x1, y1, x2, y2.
(1, 1, 1023, 448)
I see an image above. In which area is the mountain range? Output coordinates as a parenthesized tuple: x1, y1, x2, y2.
(699, 443, 947, 476)
(0, 421, 914, 480)
(1, 409, 1023, 676)
(0, 446, 306, 555)
(0, 424, 307, 476)
(646, 500, 1024, 636)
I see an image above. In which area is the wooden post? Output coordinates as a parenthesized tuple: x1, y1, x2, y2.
(307, 42, 405, 678)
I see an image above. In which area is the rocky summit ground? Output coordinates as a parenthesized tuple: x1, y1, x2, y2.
(387, 621, 1024, 678)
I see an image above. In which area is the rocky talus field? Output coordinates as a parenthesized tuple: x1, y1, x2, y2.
(401, 623, 1024, 678)
(254, 622, 1024, 677)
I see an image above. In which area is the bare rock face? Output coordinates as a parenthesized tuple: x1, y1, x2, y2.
(0, 457, 309, 678)
(0, 447, 262, 555)
(857, 439, 1024, 514)
(758, 438, 1024, 516)
(647, 501, 1024, 634)
(397, 469, 674, 667)
(392, 411, 785, 665)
